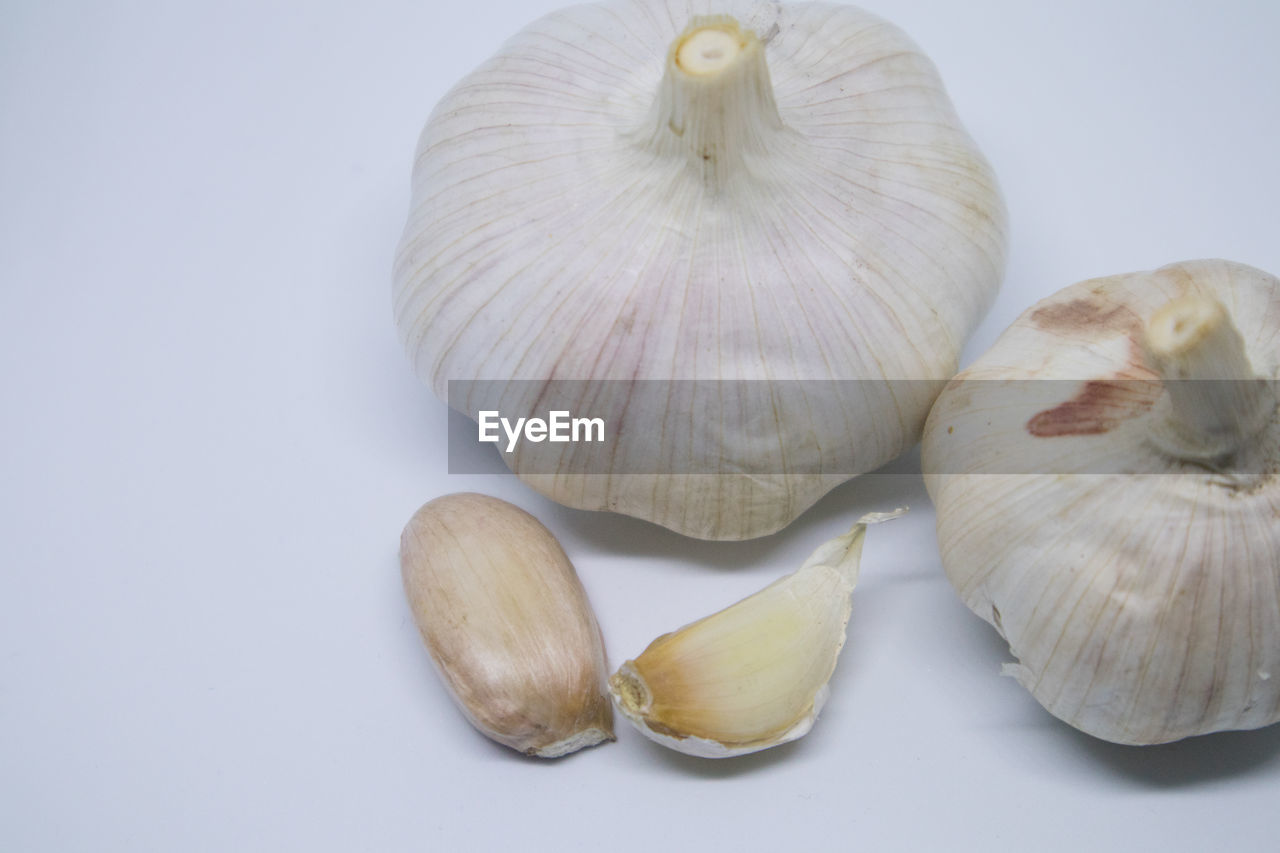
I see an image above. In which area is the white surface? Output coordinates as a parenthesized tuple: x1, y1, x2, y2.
(2, 1, 1278, 850)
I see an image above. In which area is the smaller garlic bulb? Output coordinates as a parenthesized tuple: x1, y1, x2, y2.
(923, 260, 1280, 745)
(400, 493, 614, 757)
(609, 510, 903, 757)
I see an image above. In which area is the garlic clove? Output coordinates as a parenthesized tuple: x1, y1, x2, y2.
(400, 493, 613, 757)
(394, 0, 1005, 539)
(923, 260, 1280, 745)
(609, 510, 903, 757)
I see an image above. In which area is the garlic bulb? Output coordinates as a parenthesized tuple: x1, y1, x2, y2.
(394, 0, 1006, 540)
(922, 260, 1280, 745)
(400, 493, 614, 756)
(609, 510, 902, 757)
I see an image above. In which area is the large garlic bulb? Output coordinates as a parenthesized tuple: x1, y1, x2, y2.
(395, 0, 1006, 539)
(922, 260, 1280, 745)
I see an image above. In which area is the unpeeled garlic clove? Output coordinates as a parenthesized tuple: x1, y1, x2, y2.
(400, 493, 613, 757)
(608, 510, 903, 757)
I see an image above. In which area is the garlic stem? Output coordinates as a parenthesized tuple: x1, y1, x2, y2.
(1143, 295, 1275, 459)
(643, 16, 784, 189)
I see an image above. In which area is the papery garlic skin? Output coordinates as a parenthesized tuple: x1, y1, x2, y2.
(400, 493, 614, 757)
(923, 260, 1280, 745)
(394, 0, 1006, 540)
(609, 510, 902, 756)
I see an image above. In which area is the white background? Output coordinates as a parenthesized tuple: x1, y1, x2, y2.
(3, 1, 1279, 850)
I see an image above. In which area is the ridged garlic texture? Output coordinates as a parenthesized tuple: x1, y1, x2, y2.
(922, 260, 1280, 745)
(401, 493, 614, 757)
(395, 0, 1006, 539)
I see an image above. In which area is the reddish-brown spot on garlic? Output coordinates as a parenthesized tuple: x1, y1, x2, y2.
(1030, 298, 1139, 336)
(1030, 296, 1163, 379)
(1027, 380, 1160, 437)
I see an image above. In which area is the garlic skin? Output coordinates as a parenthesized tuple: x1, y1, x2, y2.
(394, 0, 1006, 540)
(400, 493, 614, 757)
(609, 510, 902, 757)
(922, 260, 1280, 745)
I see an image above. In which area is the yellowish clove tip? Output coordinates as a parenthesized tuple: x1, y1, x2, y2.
(856, 506, 909, 527)
(609, 664, 651, 714)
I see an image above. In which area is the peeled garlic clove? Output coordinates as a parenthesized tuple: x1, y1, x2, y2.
(400, 493, 613, 757)
(394, 1, 1006, 540)
(609, 510, 903, 757)
(923, 260, 1280, 745)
